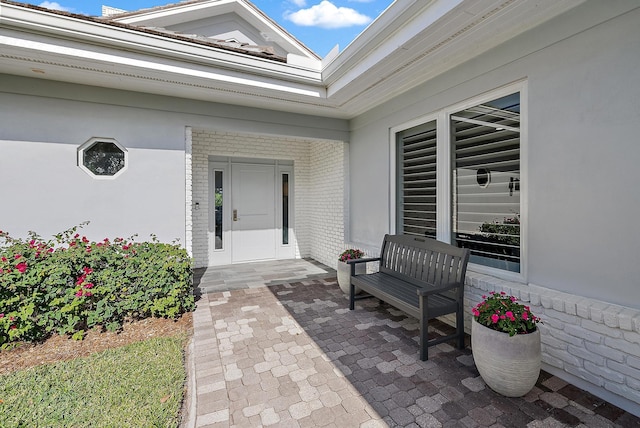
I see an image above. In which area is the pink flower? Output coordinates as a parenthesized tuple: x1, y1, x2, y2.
(522, 312, 529, 321)
(48, 248, 54, 253)
(1, 256, 6, 262)
(123, 245, 130, 250)
(10, 325, 16, 330)
(75, 290, 84, 297)
(14, 254, 22, 259)
(83, 267, 93, 275)
(84, 291, 93, 297)
(0, 313, 4, 318)
(505, 311, 515, 321)
(16, 262, 27, 273)
(500, 291, 506, 295)
(74, 233, 80, 238)
(85, 283, 94, 289)
(491, 314, 499, 324)
(472, 308, 480, 317)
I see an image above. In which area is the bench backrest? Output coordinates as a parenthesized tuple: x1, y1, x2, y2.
(379, 234, 470, 298)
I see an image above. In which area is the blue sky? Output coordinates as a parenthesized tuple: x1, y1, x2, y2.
(34, 0, 394, 56)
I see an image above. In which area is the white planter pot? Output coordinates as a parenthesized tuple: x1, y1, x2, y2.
(336, 261, 364, 294)
(471, 318, 541, 397)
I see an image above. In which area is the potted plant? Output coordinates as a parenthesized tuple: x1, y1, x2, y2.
(336, 248, 365, 294)
(471, 291, 542, 397)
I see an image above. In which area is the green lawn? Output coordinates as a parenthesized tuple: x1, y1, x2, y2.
(0, 335, 188, 427)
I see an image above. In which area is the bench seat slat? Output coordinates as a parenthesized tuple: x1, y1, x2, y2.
(351, 273, 458, 319)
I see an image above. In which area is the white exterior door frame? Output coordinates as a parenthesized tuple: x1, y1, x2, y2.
(207, 157, 295, 266)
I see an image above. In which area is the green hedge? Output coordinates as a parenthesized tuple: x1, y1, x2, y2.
(0, 225, 194, 347)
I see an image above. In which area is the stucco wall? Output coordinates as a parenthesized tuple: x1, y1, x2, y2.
(349, 0, 640, 309)
(347, 0, 640, 414)
(0, 93, 187, 244)
(0, 76, 348, 247)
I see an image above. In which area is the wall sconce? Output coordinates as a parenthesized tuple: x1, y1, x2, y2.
(194, 202, 200, 210)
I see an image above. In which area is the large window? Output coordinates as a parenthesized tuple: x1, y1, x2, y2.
(395, 86, 523, 275)
(452, 93, 520, 272)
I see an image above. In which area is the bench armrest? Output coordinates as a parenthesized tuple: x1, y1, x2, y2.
(346, 257, 380, 276)
(417, 282, 462, 296)
(345, 257, 380, 265)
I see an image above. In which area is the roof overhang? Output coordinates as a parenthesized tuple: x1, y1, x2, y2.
(0, 0, 587, 119)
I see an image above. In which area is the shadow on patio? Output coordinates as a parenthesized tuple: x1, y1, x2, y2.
(188, 259, 638, 428)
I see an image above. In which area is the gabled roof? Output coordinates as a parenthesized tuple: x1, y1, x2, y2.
(105, 0, 319, 60)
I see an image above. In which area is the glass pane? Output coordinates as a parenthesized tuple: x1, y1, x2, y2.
(397, 120, 437, 238)
(214, 171, 223, 250)
(83, 142, 125, 176)
(282, 174, 289, 245)
(452, 93, 520, 272)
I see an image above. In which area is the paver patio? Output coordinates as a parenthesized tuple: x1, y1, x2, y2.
(186, 259, 639, 428)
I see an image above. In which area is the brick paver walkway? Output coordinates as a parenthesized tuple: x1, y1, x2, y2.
(187, 260, 639, 427)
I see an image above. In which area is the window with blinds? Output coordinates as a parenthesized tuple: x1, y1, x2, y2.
(451, 93, 520, 272)
(396, 120, 437, 239)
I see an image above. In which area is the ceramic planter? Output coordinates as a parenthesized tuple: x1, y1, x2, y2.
(471, 318, 541, 397)
(336, 261, 364, 294)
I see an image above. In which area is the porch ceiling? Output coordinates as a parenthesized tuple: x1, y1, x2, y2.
(0, 0, 585, 119)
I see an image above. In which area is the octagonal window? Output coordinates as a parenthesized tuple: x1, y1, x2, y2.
(78, 138, 127, 178)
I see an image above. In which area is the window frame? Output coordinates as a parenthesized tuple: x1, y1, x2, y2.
(390, 81, 528, 282)
(77, 137, 128, 179)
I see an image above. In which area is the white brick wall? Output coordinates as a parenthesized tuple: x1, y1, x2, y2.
(185, 127, 193, 256)
(189, 129, 347, 268)
(309, 141, 348, 268)
(461, 272, 640, 414)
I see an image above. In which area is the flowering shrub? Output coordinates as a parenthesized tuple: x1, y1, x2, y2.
(0, 224, 194, 347)
(472, 291, 541, 336)
(338, 248, 364, 262)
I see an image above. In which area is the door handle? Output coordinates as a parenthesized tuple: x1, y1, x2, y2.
(233, 209, 238, 221)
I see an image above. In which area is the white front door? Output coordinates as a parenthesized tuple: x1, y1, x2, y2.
(231, 163, 276, 263)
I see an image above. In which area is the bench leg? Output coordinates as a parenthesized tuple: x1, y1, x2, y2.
(419, 298, 429, 361)
(456, 306, 465, 350)
(349, 283, 355, 310)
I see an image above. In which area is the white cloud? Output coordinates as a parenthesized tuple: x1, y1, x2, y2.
(285, 1, 372, 29)
(289, 0, 307, 6)
(39, 2, 74, 12)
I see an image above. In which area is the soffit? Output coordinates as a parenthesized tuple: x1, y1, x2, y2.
(0, 0, 587, 119)
(323, 0, 587, 117)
